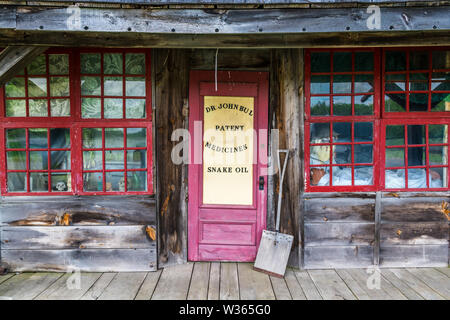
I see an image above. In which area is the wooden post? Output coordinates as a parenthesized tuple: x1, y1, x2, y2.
(269, 49, 304, 268)
(154, 49, 190, 267)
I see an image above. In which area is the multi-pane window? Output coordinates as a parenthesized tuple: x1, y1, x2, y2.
(1, 48, 152, 195)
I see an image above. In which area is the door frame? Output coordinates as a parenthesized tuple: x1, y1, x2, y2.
(188, 70, 269, 261)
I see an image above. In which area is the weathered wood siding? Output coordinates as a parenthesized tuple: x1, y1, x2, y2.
(0, 196, 157, 272)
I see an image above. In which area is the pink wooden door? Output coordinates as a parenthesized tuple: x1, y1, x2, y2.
(188, 71, 269, 262)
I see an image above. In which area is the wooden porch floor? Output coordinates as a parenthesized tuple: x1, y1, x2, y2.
(0, 263, 448, 300)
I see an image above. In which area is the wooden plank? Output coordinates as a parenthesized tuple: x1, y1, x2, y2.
(208, 262, 220, 300)
(374, 192, 382, 265)
(406, 268, 450, 299)
(0, 272, 63, 300)
(0, 273, 14, 285)
(293, 269, 322, 300)
(304, 198, 375, 223)
(97, 272, 147, 300)
(380, 269, 424, 300)
(380, 245, 448, 267)
(220, 262, 239, 300)
(380, 222, 448, 245)
(304, 223, 374, 246)
(35, 273, 102, 300)
(1, 226, 156, 250)
(388, 268, 445, 300)
(0, 7, 16, 29)
(335, 269, 371, 300)
(187, 262, 210, 300)
(434, 267, 450, 277)
(381, 198, 449, 223)
(2, 248, 157, 272)
(304, 245, 374, 269)
(0, 46, 48, 87)
(190, 49, 270, 71)
(283, 269, 306, 300)
(152, 263, 194, 300)
(345, 269, 394, 300)
(135, 269, 162, 300)
(238, 263, 275, 300)
(270, 276, 292, 300)
(308, 269, 356, 300)
(80, 273, 116, 300)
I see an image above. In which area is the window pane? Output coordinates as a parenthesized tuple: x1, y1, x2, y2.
(50, 99, 70, 117)
(332, 166, 352, 186)
(355, 166, 373, 185)
(311, 75, 330, 94)
(50, 128, 70, 148)
(126, 99, 146, 119)
(333, 122, 351, 142)
(431, 93, 450, 112)
(310, 146, 331, 165)
(81, 98, 101, 118)
(429, 146, 447, 165)
(104, 99, 123, 119)
(127, 171, 147, 191)
(126, 77, 146, 97)
(310, 167, 329, 186)
(430, 167, 446, 188)
(7, 172, 26, 192)
(7, 151, 26, 169)
(81, 76, 101, 95)
(30, 151, 48, 170)
(333, 75, 351, 94)
(332, 96, 351, 116)
(432, 50, 450, 69)
(407, 146, 426, 166)
(104, 53, 123, 74)
(6, 129, 26, 148)
(83, 128, 102, 148)
(311, 52, 330, 73)
(83, 151, 103, 170)
(105, 150, 124, 170)
(28, 78, 47, 97)
(386, 148, 405, 167)
(355, 52, 374, 71)
(354, 74, 374, 93)
(407, 125, 425, 145)
(83, 172, 103, 191)
(408, 168, 427, 188)
(30, 172, 48, 192)
(310, 97, 330, 116)
(29, 129, 48, 149)
(6, 100, 26, 117)
(106, 172, 124, 192)
(49, 54, 69, 75)
(332, 145, 352, 164)
(410, 51, 429, 70)
(386, 125, 404, 146)
(127, 128, 147, 148)
(51, 173, 71, 192)
(27, 55, 46, 75)
(81, 53, 101, 74)
(385, 51, 406, 71)
(429, 125, 448, 144)
(105, 128, 124, 148)
(51, 151, 71, 170)
(385, 94, 406, 112)
(29, 99, 48, 117)
(5, 78, 25, 97)
(104, 77, 123, 96)
(310, 123, 330, 142)
(333, 52, 352, 72)
(355, 122, 373, 142)
(125, 53, 146, 75)
(50, 77, 70, 96)
(385, 169, 405, 188)
(409, 93, 428, 112)
(127, 150, 146, 169)
(385, 80, 405, 92)
(355, 145, 373, 163)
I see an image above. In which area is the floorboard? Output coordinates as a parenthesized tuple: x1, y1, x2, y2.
(238, 264, 275, 300)
(80, 273, 116, 300)
(0, 273, 14, 286)
(270, 276, 292, 300)
(308, 270, 356, 300)
(380, 269, 424, 300)
(293, 269, 322, 300)
(284, 269, 306, 300)
(220, 263, 239, 300)
(98, 272, 147, 300)
(406, 268, 450, 299)
(388, 269, 444, 300)
(0, 272, 63, 300)
(152, 263, 194, 300)
(35, 273, 102, 300)
(335, 269, 371, 300)
(134, 269, 162, 300)
(434, 267, 450, 278)
(188, 262, 210, 300)
(208, 262, 220, 300)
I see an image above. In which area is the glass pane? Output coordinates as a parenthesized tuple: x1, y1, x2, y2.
(355, 52, 374, 71)
(50, 77, 70, 96)
(385, 94, 406, 112)
(83, 128, 102, 148)
(310, 167, 329, 186)
(29, 99, 48, 117)
(410, 51, 429, 70)
(83, 151, 103, 170)
(385, 80, 405, 92)
(333, 52, 352, 72)
(7, 151, 26, 169)
(50, 99, 70, 116)
(104, 53, 123, 74)
(429, 125, 448, 144)
(126, 99, 146, 119)
(104, 99, 123, 119)
(27, 55, 46, 75)
(30, 172, 48, 192)
(385, 51, 406, 71)
(429, 146, 447, 165)
(50, 128, 70, 148)
(5, 77, 25, 97)
(386, 125, 404, 146)
(385, 169, 405, 189)
(106, 172, 125, 192)
(104, 77, 123, 96)
(354, 74, 374, 93)
(432, 50, 450, 69)
(355, 166, 373, 185)
(50, 150, 71, 170)
(311, 52, 330, 73)
(126, 77, 146, 97)
(105, 128, 124, 148)
(310, 97, 330, 116)
(30, 151, 48, 170)
(429, 167, 446, 188)
(29, 128, 47, 149)
(81, 53, 101, 74)
(127, 171, 147, 191)
(49, 54, 69, 75)
(6, 100, 26, 117)
(408, 168, 427, 188)
(409, 93, 428, 112)
(407, 125, 425, 145)
(127, 150, 146, 169)
(105, 150, 124, 170)
(407, 146, 426, 166)
(81, 76, 101, 96)
(333, 75, 351, 94)
(333, 96, 351, 116)
(311, 75, 330, 94)
(310, 146, 331, 165)
(7, 172, 26, 192)
(332, 166, 352, 186)
(28, 78, 47, 97)
(127, 128, 147, 148)
(333, 145, 352, 164)
(6, 129, 26, 148)
(81, 98, 101, 118)
(386, 148, 405, 167)
(333, 122, 351, 142)
(310, 123, 330, 142)
(125, 53, 146, 75)
(355, 144, 373, 163)
(51, 173, 71, 192)
(355, 122, 373, 142)
(83, 172, 103, 192)
(431, 93, 450, 112)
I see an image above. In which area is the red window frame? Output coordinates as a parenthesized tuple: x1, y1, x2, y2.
(0, 48, 153, 196)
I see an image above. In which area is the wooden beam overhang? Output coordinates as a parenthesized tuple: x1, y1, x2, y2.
(0, 46, 49, 87)
(0, 6, 449, 48)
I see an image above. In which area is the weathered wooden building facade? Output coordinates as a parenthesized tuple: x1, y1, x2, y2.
(0, 0, 449, 272)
